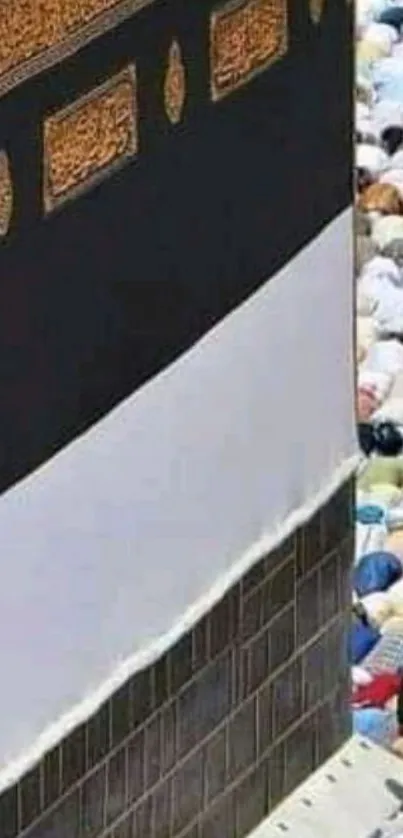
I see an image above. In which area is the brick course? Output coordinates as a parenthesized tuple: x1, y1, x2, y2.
(2, 479, 354, 838)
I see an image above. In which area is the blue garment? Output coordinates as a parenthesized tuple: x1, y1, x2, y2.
(356, 503, 385, 525)
(379, 7, 403, 30)
(350, 620, 381, 665)
(371, 0, 401, 21)
(354, 551, 403, 596)
(353, 707, 397, 746)
(376, 0, 403, 18)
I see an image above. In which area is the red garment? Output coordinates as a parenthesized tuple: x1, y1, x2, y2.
(352, 672, 401, 708)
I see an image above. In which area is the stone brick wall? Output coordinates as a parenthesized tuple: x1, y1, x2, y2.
(1, 479, 353, 838)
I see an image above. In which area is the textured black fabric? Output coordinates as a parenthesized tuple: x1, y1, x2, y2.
(0, 0, 353, 492)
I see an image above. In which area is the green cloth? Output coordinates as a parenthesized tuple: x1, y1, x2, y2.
(358, 457, 403, 491)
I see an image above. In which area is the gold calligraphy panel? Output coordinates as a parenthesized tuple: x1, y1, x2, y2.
(0, 0, 154, 97)
(0, 152, 13, 237)
(43, 66, 137, 214)
(210, 0, 288, 102)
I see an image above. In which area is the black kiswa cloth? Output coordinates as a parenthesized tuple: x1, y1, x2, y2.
(0, 0, 352, 494)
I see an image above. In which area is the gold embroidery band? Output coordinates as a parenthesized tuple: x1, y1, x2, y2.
(0, 0, 154, 99)
(210, 0, 288, 102)
(0, 151, 13, 237)
(43, 66, 137, 214)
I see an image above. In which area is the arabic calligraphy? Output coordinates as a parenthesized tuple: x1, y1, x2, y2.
(210, 0, 288, 101)
(43, 66, 138, 214)
(0, 0, 154, 97)
(164, 40, 186, 125)
(0, 152, 13, 237)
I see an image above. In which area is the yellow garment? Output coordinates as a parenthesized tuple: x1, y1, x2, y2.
(357, 40, 389, 63)
(366, 483, 403, 506)
(386, 578, 403, 619)
(362, 591, 394, 626)
(358, 457, 403, 491)
(357, 316, 377, 353)
(382, 615, 403, 636)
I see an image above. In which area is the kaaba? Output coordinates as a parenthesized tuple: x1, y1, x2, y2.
(0, 1, 356, 836)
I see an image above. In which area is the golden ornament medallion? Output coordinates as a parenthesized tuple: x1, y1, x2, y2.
(309, 0, 325, 24)
(164, 40, 186, 125)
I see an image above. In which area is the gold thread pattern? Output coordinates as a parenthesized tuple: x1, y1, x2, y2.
(0, 152, 13, 238)
(210, 0, 288, 102)
(0, 0, 154, 99)
(164, 40, 186, 125)
(43, 65, 137, 214)
(309, 0, 326, 24)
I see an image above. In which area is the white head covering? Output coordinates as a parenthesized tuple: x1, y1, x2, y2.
(356, 115, 379, 143)
(362, 340, 403, 376)
(361, 255, 403, 287)
(390, 148, 403, 170)
(365, 21, 397, 50)
(356, 0, 380, 28)
(372, 214, 403, 249)
(356, 101, 371, 122)
(375, 291, 403, 335)
(387, 505, 403, 530)
(372, 99, 403, 133)
(380, 820, 403, 838)
(375, 395, 403, 423)
(392, 42, 403, 62)
(356, 142, 388, 175)
(352, 666, 373, 687)
(379, 167, 403, 196)
(357, 287, 378, 316)
(355, 522, 388, 560)
(357, 315, 378, 350)
(373, 54, 403, 76)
